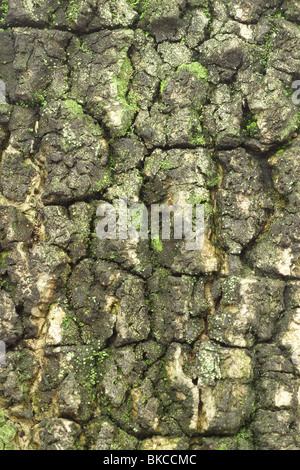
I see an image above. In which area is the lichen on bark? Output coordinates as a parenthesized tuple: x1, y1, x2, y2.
(0, 0, 300, 451)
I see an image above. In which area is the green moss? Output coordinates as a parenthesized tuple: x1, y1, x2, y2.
(0, 252, 9, 268)
(114, 57, 133, 102)
(151, 238, 163, 252)
(204, 202, 214, 216)
(215, 442, 229, 451)
(62, 315, 80, 345)
(127, 0, 141, 9)
(278, 110, 299, 141)
(111, 57, 139, 136)
(160, 160, 172, 171)
(0, 252, 8, 260)
(177, 62, 208, 81)
(224, 276, 241, 301)
(236, 428, 253, 442)
(256, 24, 277, 70)
(242, 112, 259, 139)
(207, 174, 220, 188)
(160, 80, 166, 95)
(188, 110, 206, 147)
(140, 0, 153, 20)
(66, 0, 80, 22)
(191, 132, 206, 147)
(34, 91, 47, 107)
(64, 99, 86, 118)
(15, 101, 29, 108)
(96, 172, 110, 191)
(0, 0, 8, 23)
(0, 411, 17, 450)
(246, 120, 259, 138)
(188, 194, 207, 205)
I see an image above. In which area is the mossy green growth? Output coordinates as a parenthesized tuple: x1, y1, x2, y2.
(112, 57, 139, 136)
(160, 80, 166, 95)
(127, 0, 141, 9)
(207, 174, 220, 188)
(188, 194, 207, 205)
(64, 99, 86, 118)
(34, 92, 47, 107)
(191, 124, 206, 146)
(66, 0, 80, 22)
(189, 111, 206, 146)
(246, 120, 259, 138)
(140, 0, 154, 20)
(0, 410, 17, 450)
(160, 160, 172, 171)
(271, 109, 299, 144)
(84, 349, 110, 389)
(96, 172, 110, 191)
(0, 0, 8, 23)
(151, 238, 163, 252)
(215, 442, 230, 451)
(64, 99, 103, 139)
(114, 57, 133, 102)
(177, 62, 208, 81)
(242, 111, 259, 139)
(0, 252, 9, 267)
(204, 202, 214, 216)
(191, 135, 206, 146)
(236, 428, 253, 442)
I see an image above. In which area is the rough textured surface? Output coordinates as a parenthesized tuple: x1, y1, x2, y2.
(0, 0, 300, 451)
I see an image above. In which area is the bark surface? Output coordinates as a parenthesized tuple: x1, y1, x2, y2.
(0, 0, 300, 450)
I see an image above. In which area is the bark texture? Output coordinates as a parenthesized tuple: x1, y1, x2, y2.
(0, 0, 300, 450)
